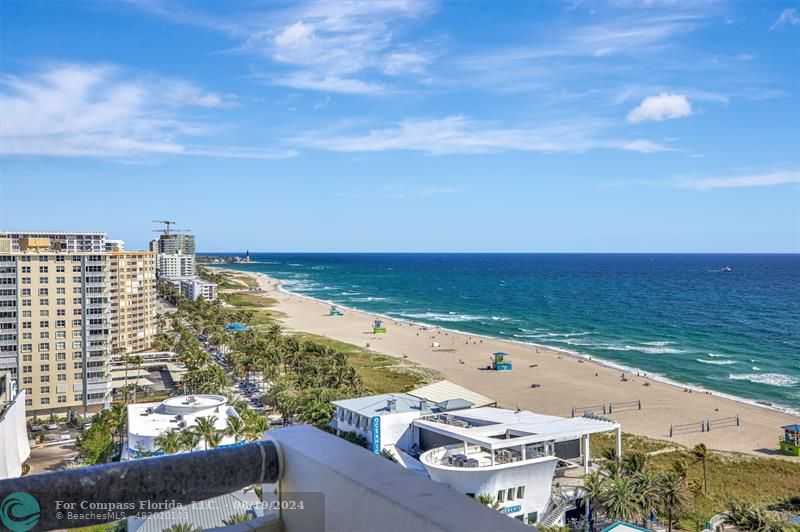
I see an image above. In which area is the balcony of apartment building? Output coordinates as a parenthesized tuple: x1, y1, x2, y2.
(0, 425, 528, 532)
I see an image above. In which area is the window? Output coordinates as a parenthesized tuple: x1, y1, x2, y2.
(496, 490, 504, 503)
(526, 512, 538, 524)
(58, 374, 66, 381)
(516, 486, 525, 499)
(507, 488, 515, 501)
(40, 386, 50, 394)
(40, 397, 50, 405)
(58, 396, 67, 403)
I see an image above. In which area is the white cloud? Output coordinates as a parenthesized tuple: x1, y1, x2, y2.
(770, 9, 800, 31)
(271, 72, 386, 95)
(291, 115, 669, 155)
(626, 93, 692, 123)
(0, 63, 292, 160)
(676, 170, 800, 190)
(242, 0, 436, 93)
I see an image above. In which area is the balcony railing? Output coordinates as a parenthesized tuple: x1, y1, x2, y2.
(0, 426, 530, 532)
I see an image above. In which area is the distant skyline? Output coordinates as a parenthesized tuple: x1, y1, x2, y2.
(1, 1, 799, 252)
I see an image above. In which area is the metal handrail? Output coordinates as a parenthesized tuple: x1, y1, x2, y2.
(0, 440, 280, 530)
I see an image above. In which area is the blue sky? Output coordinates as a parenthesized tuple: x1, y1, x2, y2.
(1, 0, 798, 252)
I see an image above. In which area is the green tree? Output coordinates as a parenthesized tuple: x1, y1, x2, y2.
(76, 424, 115, 465)
(195, 415, 219, 450)
(474, 493, 502, 510)
(225, 416, 247, 442)
(659, 471, 690, 532)
(155, 429, 183, 455)
(690, 443, 710, 494)
(600, 477, 640, 523)
(180, 430, 202, 452)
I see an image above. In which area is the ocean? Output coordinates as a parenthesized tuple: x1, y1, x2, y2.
(215, 253, 800, 414)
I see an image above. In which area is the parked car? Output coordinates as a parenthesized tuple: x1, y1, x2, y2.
(30, 424, 44, 432)
(81, 423, 92, 431)
(45, 423, 59, 430)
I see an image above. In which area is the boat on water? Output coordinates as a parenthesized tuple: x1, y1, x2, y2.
(722, 266, 733, 272)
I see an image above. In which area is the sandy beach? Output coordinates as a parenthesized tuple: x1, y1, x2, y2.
(223, 268, 799, 459)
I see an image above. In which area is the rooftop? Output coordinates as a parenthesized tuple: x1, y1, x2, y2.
(415, 407, 620, 450)
(409, 380, 495, 408)
(333, 393, 437, 417)
(127, 395, 234, 440)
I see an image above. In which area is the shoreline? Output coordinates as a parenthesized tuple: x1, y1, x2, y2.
(213, 265, 800, 458)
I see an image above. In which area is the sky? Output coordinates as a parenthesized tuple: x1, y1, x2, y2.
(1, 0, 799, 253)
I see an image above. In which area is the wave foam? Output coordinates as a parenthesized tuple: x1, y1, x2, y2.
(397, 311, 487, 323)
(696, 358, 737, 365)
(729, 373, 799, 387)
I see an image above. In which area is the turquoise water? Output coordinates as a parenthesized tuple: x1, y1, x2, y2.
(216, 253, 800, 414)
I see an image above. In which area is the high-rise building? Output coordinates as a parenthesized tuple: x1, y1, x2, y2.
(157, 253, 195, 279)
(109, 250, 157, 354)
(157, 233, 195, 255)
(155, 232, 196, 279)
(0, 231, 107, 253)
(0, 237, 113, 417)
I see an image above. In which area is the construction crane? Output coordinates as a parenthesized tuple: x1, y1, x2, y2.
(152, 220, 190, 235)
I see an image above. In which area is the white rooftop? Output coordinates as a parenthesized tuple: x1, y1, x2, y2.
(414, 407, 620, 450)
(409, 380, 494, 408)
(127, 395, 235, 439)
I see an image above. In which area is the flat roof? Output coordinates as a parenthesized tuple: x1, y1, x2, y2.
(414, 407, 620, 450)
(127, 397, 233, 438)
(409, 380, 494, 407)
(333, 393, 436, 417)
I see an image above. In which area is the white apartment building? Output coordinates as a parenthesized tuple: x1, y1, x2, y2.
(157, 253, 195, 280)
(333, 384, 621, 528)
(0, 231, 107, 253)
(180, 278, 218, 301)
(124, 394, 241, 459)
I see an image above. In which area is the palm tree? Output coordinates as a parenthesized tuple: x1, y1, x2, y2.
(130, 354, 144, 404)
(206, 429, 223, 449)
(225, 416, 246, 442)
(221, 513, 253, 526)
(622, 451, 648, 476)
(631, 471, 658, 527)
(474, 493, 502, 510)
(180, 430, 202, 452)
(162, 524, 200, 532)
(671, 459, 689, 480)
(581, 471, 605, 531)
(194, 415, 218, 450)
(659, 471, 690, 532)
(155, 429, 182, 455)
(690, 443, 710, 493)
(245, 416, 271, 441)
(106, 402, 126, 447)
(600, 477, 639, 523)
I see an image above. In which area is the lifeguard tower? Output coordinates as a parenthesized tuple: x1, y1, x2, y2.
(780, 424, 800, 456)
(329, 305, 343, 316)
(372, 318, 387, 334)
(492, 352, 512, 371)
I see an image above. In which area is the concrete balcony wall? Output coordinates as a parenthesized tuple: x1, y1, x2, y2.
(263, 425, 529, 532)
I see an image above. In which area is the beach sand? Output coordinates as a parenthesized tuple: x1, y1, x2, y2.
(225, 268, 799, 459)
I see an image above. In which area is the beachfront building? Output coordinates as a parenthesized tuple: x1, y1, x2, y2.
(331, 381, 492, 454)
(156, 232, 196, 279)
(332, 382, 621, 527)
(180, 278, 218, 301)
(109, 250, 158, 353)
(0, 371, 31, 479)
(0, 236, 114, 417)
(415, 408, 621, 526)
(0, 231, 107, 253)
(157, 252, 195, 279)
(124, 394, 241, 459)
